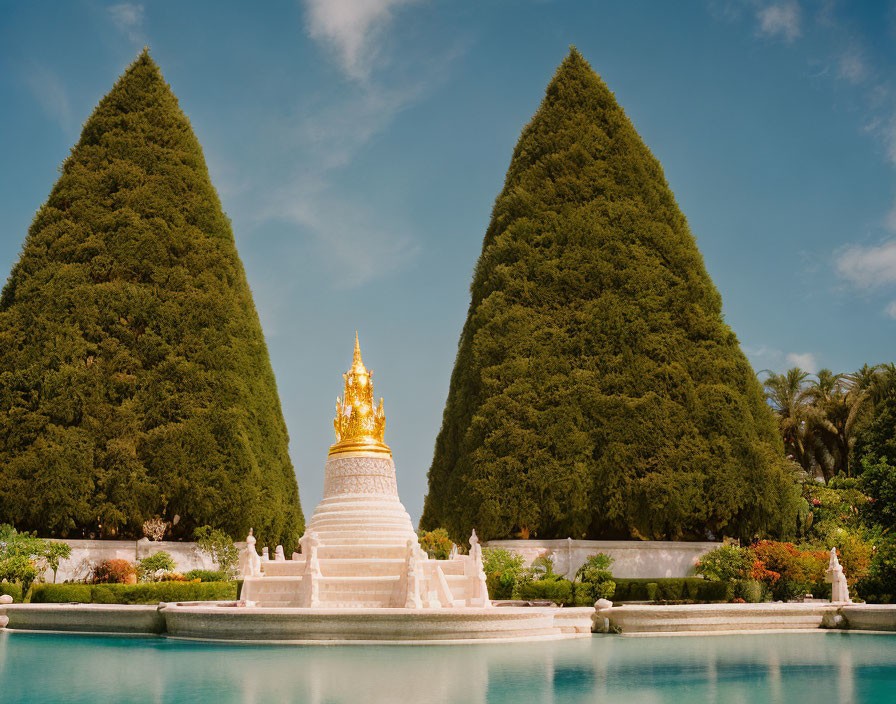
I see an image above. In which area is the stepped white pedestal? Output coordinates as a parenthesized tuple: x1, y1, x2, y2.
(241, 453, 490, 610)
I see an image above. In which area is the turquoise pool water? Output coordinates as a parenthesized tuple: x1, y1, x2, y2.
(1, 631, 894, 703)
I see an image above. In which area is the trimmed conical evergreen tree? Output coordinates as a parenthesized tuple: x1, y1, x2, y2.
(421, 48, 799, 543)
(0, 51, 303, 548)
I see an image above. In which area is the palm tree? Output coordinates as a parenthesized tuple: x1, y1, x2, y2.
(806, 368, 875, 481)
(869, 363, 896, 405)
(762, 367, 813, 471)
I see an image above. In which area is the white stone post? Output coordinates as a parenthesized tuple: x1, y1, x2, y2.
(300, 532, 321, 607)
(405, 538, 423, 609)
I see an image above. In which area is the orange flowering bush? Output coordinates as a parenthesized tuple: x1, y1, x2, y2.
(749, 541, 827, 600)
(92, 559, 137, 584)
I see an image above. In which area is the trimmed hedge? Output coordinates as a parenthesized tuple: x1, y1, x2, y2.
(183, 569, 229, 583)
(29, 584, 92, 603)
(0, 582, 24, 603)
(612, 578, 734, 603)
(518, 578, 574, 605)
(31, 581, 236, 604)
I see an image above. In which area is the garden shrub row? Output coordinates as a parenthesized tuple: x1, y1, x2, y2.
(612, 578, 735, 602)
(30, 581, 236, 604)
(506, 577, 759, 605)
(515, 579, 617, 607)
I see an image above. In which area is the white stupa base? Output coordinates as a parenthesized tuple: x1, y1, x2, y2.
(241, 453, 492, 611)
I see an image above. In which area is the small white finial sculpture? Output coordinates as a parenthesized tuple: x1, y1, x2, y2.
(242, 528, 262, 578)
(262, 546, 269, 561)
(274, 545, 285, 561)
(449, 544, 458, 560)
(825, 547, 852, 604)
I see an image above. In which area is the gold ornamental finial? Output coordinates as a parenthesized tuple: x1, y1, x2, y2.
(330, 335, 389, 456)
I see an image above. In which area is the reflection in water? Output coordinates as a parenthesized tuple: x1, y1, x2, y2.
(0, 631, 893, 703)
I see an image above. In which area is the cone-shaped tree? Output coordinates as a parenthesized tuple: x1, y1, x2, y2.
(0, 51, 303, 549)
(421, 49, 799, 543)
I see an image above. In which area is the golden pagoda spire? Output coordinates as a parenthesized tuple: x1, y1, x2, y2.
(330, 334, 389, 456)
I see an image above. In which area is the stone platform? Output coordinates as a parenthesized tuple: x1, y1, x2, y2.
(593, 602, 896, 636)
(0, 602, 594, 644)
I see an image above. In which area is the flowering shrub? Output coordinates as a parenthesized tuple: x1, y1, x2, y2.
(801, 479, 867, 544)
(92, 559, 137, 584)
(695, 545, 750, 582)
(750, 541, 826, 601)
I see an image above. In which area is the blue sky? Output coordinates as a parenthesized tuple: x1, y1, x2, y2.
(1, 0, 895, 524)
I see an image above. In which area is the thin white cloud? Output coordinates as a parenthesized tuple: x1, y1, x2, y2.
(108, 3, 144, 41)
(837, 48, 867, 84)
(744, 345, 820, 373)
(835, 239, 896, 289)
(22, 65, 72, 132)
(259, 84, 423, 286)
(786, 352, 818, 373)
(757, 2, 802, 42)
(303, 0, 420, 80)
(885, 301, 896, 319)
(266, 173, 420, 288)
(108, 3, 145, 43)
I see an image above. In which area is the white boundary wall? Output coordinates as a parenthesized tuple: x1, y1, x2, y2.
(483, 539, 719, 580)
(40, 539, 246, 583)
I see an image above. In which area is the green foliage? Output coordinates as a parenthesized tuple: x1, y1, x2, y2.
(612, 577, 732, 602)
(800, 478, 867, 544)
(194, 526, 240, 578)
(529, 555, 555, 577)
(571, 579, 617, 605)
(733, 579, 764, 603)
(30, 581, 235, 604)
(482, 548, 528, 600)
(518, 577, 573, 605)
(0, 51, 302, 549)
(853, 365, 896, 472)
(859, 456, 896, 529)
(695, 544, 750, 582)
(421, 47, 798, 543)
(0, 524, 61, 588)
(575, 553, 613, 582)
(571, 553, 615, 605)
(30, 584, 92, 603)
(44, 542, 72, 583)
(137, 551, 175, 581)
(0, 582, 23, 602)
(418, 528, 455, 560)
(856, 538, 896, 604)
(92, 559, 137, 584)
(183, 569, 228, 582)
